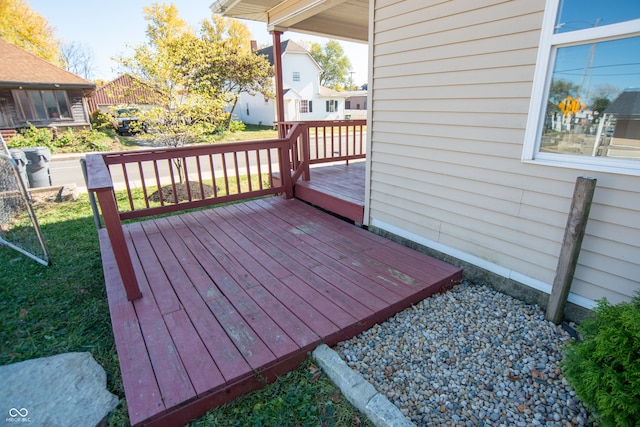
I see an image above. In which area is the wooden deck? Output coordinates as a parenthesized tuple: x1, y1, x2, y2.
(273, 161, 366, 223)
(100, 196, 462, 427)
(294, 161, 365, 223)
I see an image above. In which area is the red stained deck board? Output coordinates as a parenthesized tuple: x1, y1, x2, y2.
(239, 201, 418, 300)
(217, 203, 362, 331)
(163, 215, 281, 369)
(214, 203, 375, 321)
(99, 231, 164, 425)
(126, 238, 197, 409)
(100, 197, 462, 427)
(178, 213, 301, 359)
(149, 216, 253, 381)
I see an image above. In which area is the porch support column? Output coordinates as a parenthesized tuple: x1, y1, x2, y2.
(271, 30, 286, 137)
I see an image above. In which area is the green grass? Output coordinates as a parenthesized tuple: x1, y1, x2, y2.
(115, 124, 278, 150)
(0, 193, 370, 427)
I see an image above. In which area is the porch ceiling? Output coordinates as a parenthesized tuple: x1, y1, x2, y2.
(209, 0, 368, 42)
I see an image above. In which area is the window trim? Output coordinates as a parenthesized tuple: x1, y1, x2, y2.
(13, 89, 73, 122)
(292, 71, 300, 82)
(522, 0, 640, 176)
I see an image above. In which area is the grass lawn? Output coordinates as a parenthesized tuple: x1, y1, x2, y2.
(0, 192, 371, 426)
(116, 124, 279, 150)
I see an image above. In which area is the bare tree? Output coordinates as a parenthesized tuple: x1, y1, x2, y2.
(61, 41, 96, 79)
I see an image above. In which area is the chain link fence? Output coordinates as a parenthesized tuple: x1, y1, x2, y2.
(0, 136, 50, 265)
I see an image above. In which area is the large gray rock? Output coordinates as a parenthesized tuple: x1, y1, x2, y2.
(0, 352, 118, 427)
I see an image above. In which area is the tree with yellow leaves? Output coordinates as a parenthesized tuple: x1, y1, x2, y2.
(0, 0, 62, 66)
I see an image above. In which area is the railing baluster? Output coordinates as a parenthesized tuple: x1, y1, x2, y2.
(233, 152, 241, 194)
(256, 150, 263, 190)
(183, 156, 192, 202)
(314, 126, 319, 160)
(209, 154, 218, 198)
(138, 161, 150, 209)
(121, 163, 135, 212)
(153, 160, 164, 206)
(221, 153, 230, 196)
(245, 150, 252, 192)
(168, 159, 178, 204)
(195, 156, 205, 199)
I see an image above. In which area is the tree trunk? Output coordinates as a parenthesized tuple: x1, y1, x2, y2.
(226, 95, 239, 131)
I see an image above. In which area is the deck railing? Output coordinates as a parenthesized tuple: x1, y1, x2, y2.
(279, 119, 366, 164)
(279, 119, 366, 189)
(87, 120, 365, 301)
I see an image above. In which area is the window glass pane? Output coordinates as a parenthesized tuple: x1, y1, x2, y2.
(541, 37, 640, 159)
(555, 0, 640, 33)
(29, 91, 46, 119)
(55, 91, 71, 118)
(43, 91, 59, 118)
(14, 91, 35, 120)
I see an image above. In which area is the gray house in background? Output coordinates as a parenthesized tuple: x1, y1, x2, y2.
(0, 39, 95, 141)
(604, 89, 640, 145)
(344, 89, 367, 120)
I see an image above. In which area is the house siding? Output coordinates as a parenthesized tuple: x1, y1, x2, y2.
(368, 0, 640, 306)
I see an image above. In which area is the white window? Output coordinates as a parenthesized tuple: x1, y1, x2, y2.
(300, 100, 309, 113)
(523, 0, 640, 175)
(326, 100, 338, 112)
(293, 72, 300, 82)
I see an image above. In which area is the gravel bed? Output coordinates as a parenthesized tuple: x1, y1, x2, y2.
(334, 281, 594, 426)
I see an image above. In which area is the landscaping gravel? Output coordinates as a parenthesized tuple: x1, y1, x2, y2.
(334, 281, 594, 426)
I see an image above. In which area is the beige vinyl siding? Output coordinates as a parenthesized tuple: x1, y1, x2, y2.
(368, 0, 640, 305)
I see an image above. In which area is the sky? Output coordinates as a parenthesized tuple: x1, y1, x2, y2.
(28, 0, 370, 87)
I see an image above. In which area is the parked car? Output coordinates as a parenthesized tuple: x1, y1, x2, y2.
(115, 108, 147, 135)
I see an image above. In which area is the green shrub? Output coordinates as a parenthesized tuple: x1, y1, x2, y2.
(229, 120, 246, 132)
(90, 109, 115, 131)
(562, 292, 640, 426)
(8, 124, 53, 149)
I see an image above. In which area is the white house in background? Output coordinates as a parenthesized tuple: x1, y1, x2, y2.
(234, 40, 348, 125)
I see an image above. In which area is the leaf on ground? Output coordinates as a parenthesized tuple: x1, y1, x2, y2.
(531, 369, 544, 379)
(309, 371, 322, 382)
(19, 308, 28, 318)
(351, 415, 361, 426)
(309, 363, 319, 374)
(330, 389, 342, 404)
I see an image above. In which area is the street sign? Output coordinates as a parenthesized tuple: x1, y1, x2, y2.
(558, 96, 586, 117)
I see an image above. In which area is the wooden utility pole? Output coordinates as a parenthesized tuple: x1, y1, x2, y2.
(546, 176, 597, 324)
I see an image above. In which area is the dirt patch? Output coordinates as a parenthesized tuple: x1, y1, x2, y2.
(149, 181, 216, 203)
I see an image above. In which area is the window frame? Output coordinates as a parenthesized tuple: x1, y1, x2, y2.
(522, 0, 640, 176)
(326, 99, 338, 113)
(300, 99, 309, 113)
(292, 71, 300, 82)
(13, 89, 73, 122)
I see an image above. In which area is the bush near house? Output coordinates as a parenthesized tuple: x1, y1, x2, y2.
(6, 123, 114, 153)
(562, 292, 640, 426)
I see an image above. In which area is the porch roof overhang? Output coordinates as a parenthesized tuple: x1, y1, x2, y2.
(209, 0, 368, 43)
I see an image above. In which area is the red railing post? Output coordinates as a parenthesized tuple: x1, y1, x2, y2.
(95, 189, 142, 300)
(278, 140, 293, 199)
(86, 154, 142, 301)
(301, 127, 311, 181)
